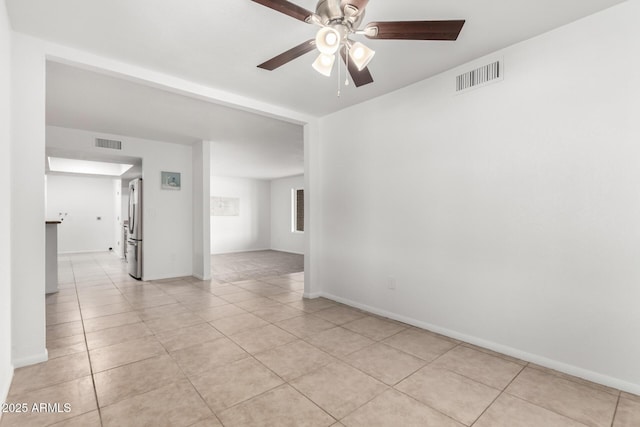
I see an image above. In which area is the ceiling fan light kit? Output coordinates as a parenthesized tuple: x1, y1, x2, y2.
(251, 0, 465, 91)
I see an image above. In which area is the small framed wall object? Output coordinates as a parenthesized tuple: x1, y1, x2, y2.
(161, 171, 181, 190)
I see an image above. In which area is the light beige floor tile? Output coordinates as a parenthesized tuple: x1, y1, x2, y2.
(341, 389, 464, 427)
(83, 312, 141, 333)
(188, 416, 223, 427)
(474, 393, 587, 427)
(171, 337, 248, 376)
(528, 364, 621, 397)
(0, 376, 97, 427)
(46, 321, 84, 340)
(191, 357, 284, 411)
(89, 336, 167, 373)
(85, 322, 152, 350)
(621, 392, 640, 403)
(342, 316, 407, 341)
(313, 306, 366, 325)
(220, 290, 262, 303)
(46, 334, 87, 359)
(155, 323, 223, 352)
(291, 361, 388, 419)
(78, 295, 129, 308)
(94, 354, 185, 407)
(126, 295, 180, 310)
(143, 311, 205, 334)
(396, 366, 501, 425)
(81, 302, 134, 320)
(46, 301, 80, 314)
(268, 292, 304, 304)
(234, 296, 283, 311)
(252, 304, 304, 323)
(101, 379, 212, 427)
(382, 328, 458, 362)
(306, 327, 375, 358)
(287, 298, 337, 313)
(230, 324, 298, 354)
(135, 302, 190, 321)
(614, 397, 640, 427)
(209, 313, 269, 336)
(275, 315, 336, 338)
(46, 310, 82, 326)
(431, 345, 524, 389)
(49, 410, 101, 427)
(194, 304, 247, 322)
(218, 384, 335, 427)
(254, 340, 337, 381)
(343, 343, 426, 385)
(8, 352, 91, 396)
(461, 342, 528, 366)
(506, 367, 618, 427)
(210, 285, 245, 296)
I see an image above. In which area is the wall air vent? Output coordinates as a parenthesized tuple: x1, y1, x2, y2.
(95, 138, 122, 150)
(456, 60, 502, 93)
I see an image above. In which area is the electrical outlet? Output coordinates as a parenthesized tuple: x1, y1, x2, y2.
(387, 276, 396, 290)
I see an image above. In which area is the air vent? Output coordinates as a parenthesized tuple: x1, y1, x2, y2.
(456, 60, 502, 93)
(95, 138, 122, 150)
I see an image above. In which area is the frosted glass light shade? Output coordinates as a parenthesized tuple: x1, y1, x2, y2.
(312, 53, 336, 77)
(315, 27, 341, 54)
(349, 42, 375, 70)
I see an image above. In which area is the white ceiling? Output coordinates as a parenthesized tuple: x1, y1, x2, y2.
(46, 62, 304, 180)
(7, 0, 627, 116)
(9, 0, 627, 180)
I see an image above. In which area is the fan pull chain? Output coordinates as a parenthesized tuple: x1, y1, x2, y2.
(344, 44, 350, 87)
(337, 50, 341, 97)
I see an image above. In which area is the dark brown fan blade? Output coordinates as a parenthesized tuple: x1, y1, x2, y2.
(258, 39, 316, 71)
(340, 48, 374, 87)
(250, 0, 314, 23)
(364, 20, 465, 40)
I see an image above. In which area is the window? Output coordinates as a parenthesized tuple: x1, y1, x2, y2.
(292, 188, 304, 233)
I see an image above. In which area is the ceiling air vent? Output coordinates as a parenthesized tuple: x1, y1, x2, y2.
(456, 60, 502, 93)
(95, 138, 122, 150)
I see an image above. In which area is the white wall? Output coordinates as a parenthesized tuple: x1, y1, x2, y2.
(10, 33, 47, 368)
(46, 174, 118, 253)
(317, 1, 640, 394)
(0, 0, 12, 408)
(210, 176, 271, 254)
(113, 179, 123, 257)
(271, 175, 305, 254)
(47, 126, 194, 281)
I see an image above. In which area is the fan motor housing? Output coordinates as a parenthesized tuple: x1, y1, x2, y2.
(316, 0, 365, 28)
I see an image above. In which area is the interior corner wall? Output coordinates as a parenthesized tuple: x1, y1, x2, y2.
(46, 175, 117, 253)
(10, 32, 47, 368)
(317, 1, 640, 394)
(47, 126, 194, 281)
(270, 175, 304, 254)
(0, 0, 13, 407)
(210, 176, 271, 254)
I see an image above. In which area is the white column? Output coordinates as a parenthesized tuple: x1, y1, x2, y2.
(192, 140, 211, 280)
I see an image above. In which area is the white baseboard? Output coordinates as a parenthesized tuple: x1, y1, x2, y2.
(0, 362, 14, 408)
(192, 273, 211, 281)
(303, 292, 322, 299)
(12, 350, 48, 369)
(269, 248, 305, 255)
(210, 248, 271, 255)
(320, 291, 640, 396)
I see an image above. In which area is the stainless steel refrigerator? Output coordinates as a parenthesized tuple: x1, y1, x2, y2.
(126, 178, 143, 279)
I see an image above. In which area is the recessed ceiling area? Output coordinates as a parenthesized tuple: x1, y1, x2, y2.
(46, 61, 304, 180)
(8, 0, 628, 116)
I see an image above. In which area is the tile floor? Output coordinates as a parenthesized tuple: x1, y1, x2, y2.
(1, 251, 639, 426)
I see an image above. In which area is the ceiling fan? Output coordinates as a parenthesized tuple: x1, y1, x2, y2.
(251, 0, 465, 89)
